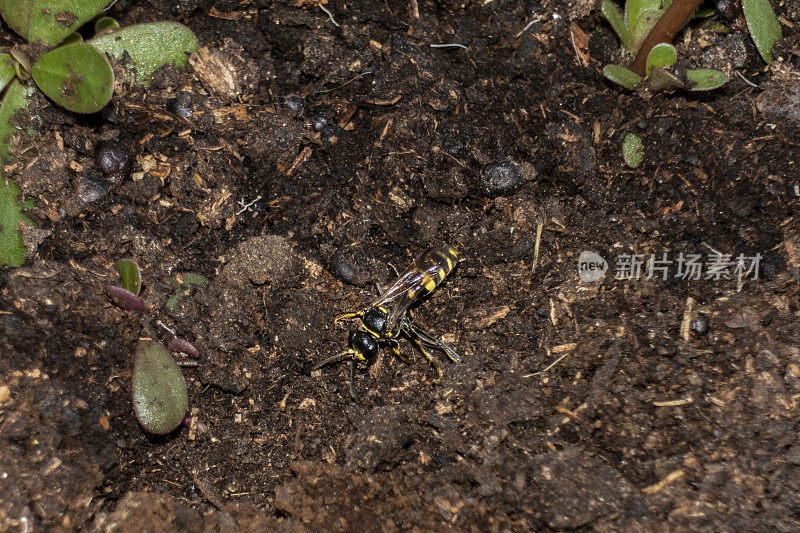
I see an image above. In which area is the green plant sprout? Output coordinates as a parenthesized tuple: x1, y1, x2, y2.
(0, 1, 198, 266)
(133, 340, 189, 435)
(102, 260, 198, 434)
(166, 272, 210, 313)
(742, 0, 782, 63)
(0, 81, 34, 266)
(103, 258, 145, 310)
(622, 133, 644, 168)
(601, 0, 781, 92)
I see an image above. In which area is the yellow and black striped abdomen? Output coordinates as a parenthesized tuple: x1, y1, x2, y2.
(413, 244, 460, 297)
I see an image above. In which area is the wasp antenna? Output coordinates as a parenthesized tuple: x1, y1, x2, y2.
(349, 358, 358, 399)
(312, 350, 353, 371)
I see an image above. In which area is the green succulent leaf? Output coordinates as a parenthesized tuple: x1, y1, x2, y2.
(165, 292, 183, 314)
(692, 8, 715, 19)
(645, 43, 677, 75)
(630, 9, 662, 52)
(626, 0, 662, 34)
(114, 258, 142, 295)
(742, 0, 782, 64)
(622, 133, 644, 168)
(0, 53, 16, 94)
(165, 272, 209, 313)
(686, 69, 728, 91)
(0, 0, 111, 46)
(133, 340, 189, 435)
(31, 43, 113, 114)
(601, 1, 630, 50)
(603, 64, 643, 90)
(94, 16, 119, 33)
(0, 80, 34, 267)
(61, 32, 83, 45)
(89, 22, 199, 86)
(0, 80, 33, 164)
(0, 179, 28, 267)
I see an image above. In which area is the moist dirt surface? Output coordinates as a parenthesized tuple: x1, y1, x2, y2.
(2, 1, 800, 531)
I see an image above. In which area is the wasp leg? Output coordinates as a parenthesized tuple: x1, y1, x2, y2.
(388, 338, 413, 364)
(410, 337, 444, 382)
(349, 358, 358, 399)
(312, 350, 354, 370)
(406, 323, 462, 364)
(312, 350, 360, 400)
(334, 311, 363, 323)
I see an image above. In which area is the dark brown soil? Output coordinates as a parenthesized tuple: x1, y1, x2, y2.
(2, 0, 800, 531)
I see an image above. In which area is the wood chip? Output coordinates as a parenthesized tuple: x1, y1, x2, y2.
(569, 22, 590, 67)
(287, 145, 313, 176)
(365, 95, 402, 106)
(680, 296, 696, 342)
(643, 470, 684, 494)
(551, 343, 577, 354)
(209, 6, 247, 20)
(42, 457, 62, 476)
(708, 396, 724, 406)
(652, 397, 693, 407)
(469, 305, 510, 330)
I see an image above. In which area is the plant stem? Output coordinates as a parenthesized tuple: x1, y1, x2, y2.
(629, 0, 703, 75)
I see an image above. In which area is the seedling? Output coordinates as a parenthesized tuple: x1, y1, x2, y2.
(0, 81, 33, 267)
(168, 336, 201, 360)
(742, 0, 782, 63)
(103, 258, 145, 310)
(0, 1, 198, 266)
(133, 340, 189, 435)
(601, 0, 712, 57)
(103, 261, 199, 434)
(600, 0, 781, 92)
(166, 272, 210, 313)
(622, 133, 644, 168)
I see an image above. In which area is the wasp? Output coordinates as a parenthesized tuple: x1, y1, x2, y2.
(314, 243, 462, 398)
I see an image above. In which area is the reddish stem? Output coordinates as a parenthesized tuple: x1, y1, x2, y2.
(629, 0, 704, 75)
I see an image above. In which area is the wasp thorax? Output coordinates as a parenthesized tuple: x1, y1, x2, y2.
(362, 307, 388, 335)
(348, 330, 379, 361)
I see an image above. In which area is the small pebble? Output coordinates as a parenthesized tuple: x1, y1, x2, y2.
(328, 249, 370, 286)
(95, 140, 130, 185)
(309, 105, 335, 132)
(169, 92, 193, 118)
(479, 158, 527, 197)
(284, 94, 305, 117)
(690, 315, 709, 335)
(714, 0, 741, 24)
(66, 173, 112, 216)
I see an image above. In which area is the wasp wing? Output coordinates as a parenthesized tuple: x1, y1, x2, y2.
(383, 258, 451, 333)
(383, 289, 418, 334)
(369, 268, 424, 309)
(370, 244, 459, 334)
